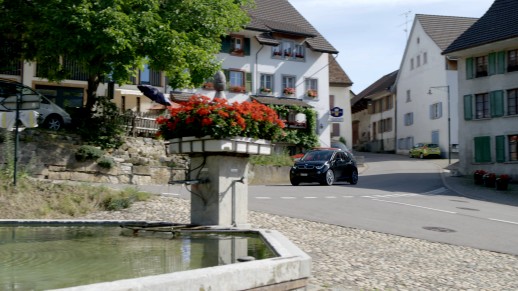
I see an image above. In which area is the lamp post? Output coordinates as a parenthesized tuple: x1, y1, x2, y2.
(427, 85, 451, 165)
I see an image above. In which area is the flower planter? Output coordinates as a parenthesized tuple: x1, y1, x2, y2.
(483, 174, 496, 188)
(167, 136, 272, 155)
(496, 178, 509, 191)
(474, 173, 485, 185)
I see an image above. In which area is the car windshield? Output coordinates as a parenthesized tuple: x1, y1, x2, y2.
(301, 151, 333, 161)
(427, 144, 439, 148)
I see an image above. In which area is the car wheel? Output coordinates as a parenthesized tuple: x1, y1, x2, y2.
(44, 115, 64, 130)
(290, 178, 300, 186)
(321, 170, 334, 186)
(419, 153, 424, 159)
(349, 169, 358, 185)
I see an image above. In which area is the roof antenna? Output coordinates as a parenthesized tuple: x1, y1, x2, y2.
(398, 10, 412, 39)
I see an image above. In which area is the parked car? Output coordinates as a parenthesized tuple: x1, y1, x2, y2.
(290, 148, 358, 186)
(0, 78, 72, 130)
(409, 143, 441, 159)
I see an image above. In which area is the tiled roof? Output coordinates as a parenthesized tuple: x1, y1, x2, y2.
(417, 14, 478, 51)
(329, 55, 353, 86)
(351, 70, 398, 114)
(251, 96, 312, 108)
(245, 0, 338, 54)
(443, 0, 518, 54)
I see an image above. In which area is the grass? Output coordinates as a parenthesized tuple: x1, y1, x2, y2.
(0, 174, 151, 219)
(250, 152, 294, 166)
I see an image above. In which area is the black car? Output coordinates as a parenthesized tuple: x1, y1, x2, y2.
(289, 149, 358, 186)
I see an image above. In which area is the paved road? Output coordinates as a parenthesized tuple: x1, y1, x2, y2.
(248, 153, 518, 255)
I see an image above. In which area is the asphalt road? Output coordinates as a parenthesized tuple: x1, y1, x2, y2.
(248, 153, 518, 255)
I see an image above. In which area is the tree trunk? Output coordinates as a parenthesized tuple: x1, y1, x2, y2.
(85, 75, 101, 114)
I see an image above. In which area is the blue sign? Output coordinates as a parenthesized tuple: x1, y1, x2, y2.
(330, 107, 343, 118)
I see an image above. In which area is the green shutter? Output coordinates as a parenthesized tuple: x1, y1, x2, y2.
(474, 136, 491, 163)
(220, 36, 231, 53)
(497, 51, 506, 74)
(490, 90, 504, 117)
(244, 38, 251, 56)
(466, 57, 474, 79)
(488, 53, 496, 75)
(463, 94, 473, 120)
(496, 135, 506, 163)
(245, 72, 252, 92)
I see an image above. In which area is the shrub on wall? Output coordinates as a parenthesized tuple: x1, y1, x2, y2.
(75, 145, 104, 162)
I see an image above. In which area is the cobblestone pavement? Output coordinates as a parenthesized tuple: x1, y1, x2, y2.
(79, 193, 518, 291)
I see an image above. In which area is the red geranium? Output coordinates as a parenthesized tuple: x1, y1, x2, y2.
(156, 95, 285, 140)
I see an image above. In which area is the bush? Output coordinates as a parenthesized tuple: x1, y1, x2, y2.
(75, 145, 104, 162)
(101, 188, 150, 211)
(97, 156, 115, 169)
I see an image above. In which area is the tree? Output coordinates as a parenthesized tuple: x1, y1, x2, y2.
(0, 0, 252, 112)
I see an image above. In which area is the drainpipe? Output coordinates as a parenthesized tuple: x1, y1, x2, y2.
(255, 45, 264, 94)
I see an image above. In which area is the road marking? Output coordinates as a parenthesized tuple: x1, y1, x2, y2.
(371, 199, 457, 214)
(362, 193, 416, 199)
(281, 197, 296, 199)
(424, 187, 448, 195)
(342, 196, 354, 198)
(304, 197, 318, 199)
(325, 196, 337, 199)
(256, 197, 272, 199)
(489, 218, 518, 225)
(161, 193, 179, 196)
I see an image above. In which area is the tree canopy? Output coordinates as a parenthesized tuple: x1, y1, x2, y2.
(0, 0, 252, 111)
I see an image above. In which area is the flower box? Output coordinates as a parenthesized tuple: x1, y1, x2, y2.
(167, 136, 272, 155)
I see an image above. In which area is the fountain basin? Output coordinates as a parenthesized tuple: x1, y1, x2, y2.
(0, 219, 311, 291)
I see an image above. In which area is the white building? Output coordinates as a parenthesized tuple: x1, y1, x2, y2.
(395, 14, 477, 158)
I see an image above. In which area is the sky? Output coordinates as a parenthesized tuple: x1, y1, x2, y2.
(288, 0, 495, 94)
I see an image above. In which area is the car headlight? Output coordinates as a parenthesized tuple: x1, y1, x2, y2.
(315, 164, 327, 170)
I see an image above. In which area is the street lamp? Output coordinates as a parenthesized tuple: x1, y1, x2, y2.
(427, 85, 451, 165)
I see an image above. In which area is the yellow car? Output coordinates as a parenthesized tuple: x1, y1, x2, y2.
(409, 143, 441, 159)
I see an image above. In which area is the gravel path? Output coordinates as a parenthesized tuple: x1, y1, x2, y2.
(79, 195, 518, 291)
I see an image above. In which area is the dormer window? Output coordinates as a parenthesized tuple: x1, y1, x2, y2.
(272, 40, 305, 61)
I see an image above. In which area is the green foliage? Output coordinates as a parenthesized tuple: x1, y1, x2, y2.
(75, 145, 104, 162)
(270, 105, 319, 149)
(250, 152, 294, 166)
(97, 156, 115, 169)
(1, 0, 253, 111)
(76, 96, 126, 149)
(101, 188, 150, 211)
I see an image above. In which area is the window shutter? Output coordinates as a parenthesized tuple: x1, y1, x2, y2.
(466, 57, 474, 79)
(497, 51, 506, 74)
(244, 38, 251, 56)
(429, 104, 434, 119)
(488, 52, 496, 75)
(223, 69, 230, 89)
(474, 136, 491, 163)
(245, 72, 252, 92)
(220, 36, 231, 53)
(496, 135, 506, 163)
(439, 102, 443, 118)
(463, 94, 473, 120)
(490, 90, 504, 117)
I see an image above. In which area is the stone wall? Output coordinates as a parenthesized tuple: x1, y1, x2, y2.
(0, 130, 288, 185)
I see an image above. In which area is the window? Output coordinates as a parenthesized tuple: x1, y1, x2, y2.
(510, 135, 518, 161)
(410, 58, 414, 70)
(406, 90, 411, 102)
(282, 75, 296, 96)
(508, 49, 518, 72)
(384, 95, 393, 110)
(331, 123, 340, 137)
(474, 136, 491, 163)
(475, 93, 490, 119)
(508, 89, 518, 115)
(231, 35, 244, 55)
(417, 55, 421, 67)
(423, 52, 428, 65)
(272, 40, 305, 60)
(305, 78, 318, 98)
(430, 102, 443, 119)
(140, 65, 150, 85)
(229, 70, 245, 93)
(378, 118, 392, 133)
(404, 112, 414, 126)
(259, 74, 274, 94)
(475, 56, 488, 77)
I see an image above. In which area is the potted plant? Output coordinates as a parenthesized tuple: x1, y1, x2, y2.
(496, 174, 512, 191)
(283, 87, 295, 96)
(260, 87, 272, 95)
(483, 172, 497, 188)
(473, 170, 487, 185)
(307, 89, 318, 98)
(156, 95, 285, 142)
